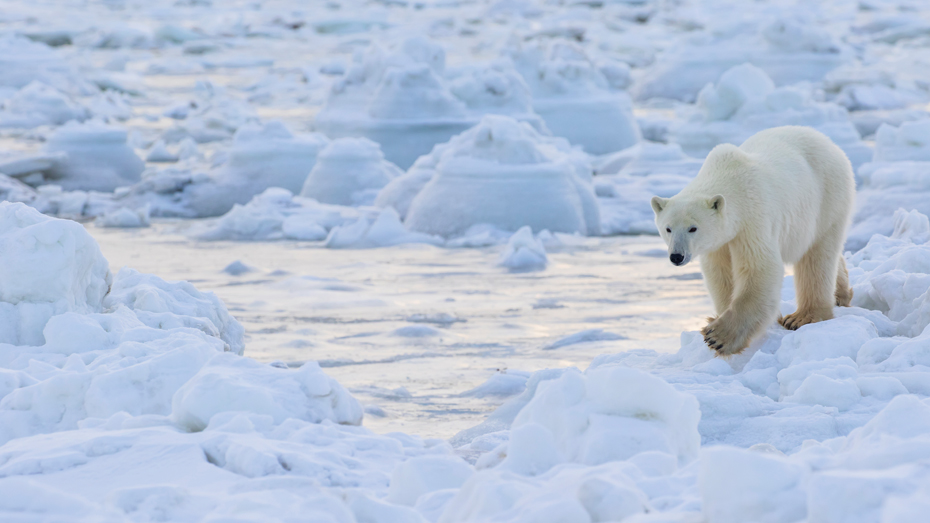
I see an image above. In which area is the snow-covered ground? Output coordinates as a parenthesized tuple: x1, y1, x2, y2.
(4, 0, 930, 521)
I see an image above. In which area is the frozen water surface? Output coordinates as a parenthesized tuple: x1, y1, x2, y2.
(88, 224, 709, 438)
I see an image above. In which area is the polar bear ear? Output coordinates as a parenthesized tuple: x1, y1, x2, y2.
(709, 195, 725, 212)
(651, 196, 668, 214)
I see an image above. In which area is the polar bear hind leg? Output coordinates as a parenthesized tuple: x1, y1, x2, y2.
(781, 224, 844, 330)
(835, 256, 853, 307)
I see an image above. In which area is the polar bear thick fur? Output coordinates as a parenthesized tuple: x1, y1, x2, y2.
(651, 126, 855, 356)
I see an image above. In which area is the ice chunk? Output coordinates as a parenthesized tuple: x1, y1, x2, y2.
(489, 366, 700, 474)
(505, 40, 641, 154)
(325, 207, 443, 249)
(700, 446, 807, 523)
(460, 370, 531, 398)
(95, 205, 150, 228)
(0, 35, 88, 93)
(315, 37, 544, 169)
(43, 120, 144, 192)
(670, 64, 870, 169)
(873, 120, 930, 163)
(635, 18, 848, 102)
(0, 202, 110, 345)
(300, 137, 401, 206)
(200, 121, 329, 214)
(104, 267, 245, 354)
(498, 226, 547, 272)
(171, 354, 362, 431)
(0, 81, 88, 128)
(388, 455, 474, 506)
(404, 115, 600, 237)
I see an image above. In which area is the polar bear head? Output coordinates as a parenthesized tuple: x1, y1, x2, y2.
(650, 194, 726, 266)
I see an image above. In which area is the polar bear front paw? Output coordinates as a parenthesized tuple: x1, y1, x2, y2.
(779, 308, 832, 330)
(701, 314, 749, 356)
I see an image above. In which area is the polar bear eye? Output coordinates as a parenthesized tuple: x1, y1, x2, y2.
(689, 227, 697, 233)
(666, 227, 671, 233)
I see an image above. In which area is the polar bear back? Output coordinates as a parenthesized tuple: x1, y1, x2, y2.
(682, 126, 855, 264)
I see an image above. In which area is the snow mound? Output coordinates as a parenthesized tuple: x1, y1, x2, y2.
(43, 120, 144, 192)
(506, 39, 641, 154)
(373, 167, 434, 221)
(635, 17, 849, 102)
(670, 63, 871, 169)
(0, 174, 38, 205)
(488, 366, 701, 475)
(121, 122, 330, 219)
(161, 81, 260, 144)
(0, 81, 89, 129)
(104, 267, 245, 354)
(195, 188, 441, 248)
(403, 115, 600, 238)
(325, 207, 443, 249)
(95, 205, 150, 228)
(299, 137, 402, 206)
(851, 120, 930, 245)
(193, 188, 359, 242)
(848, 159, 930, 251)
(199, 121, 330, 215)
(0, 35, 88, 93)
(872, 119, 930, 163)
(388, 455, 475, 506)
(824, 63, 929, 113)
(460, 370, 531, 399)
(0, 205, 255, 446)
(0, 202, 110, 345)
(314, 36, 544, 169)
(593, 142, 703, 177)
(440, 461, 650, 523)
(700, 446, 807, 523)
(498, 226, 547, 272)
(172, 354, 362, 431)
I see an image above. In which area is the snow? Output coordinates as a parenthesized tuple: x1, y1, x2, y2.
(187, 120, 330, 217)
(404, 115, 600, 237)
(314, 36, 546, 169)
(7, 204, 930, 520)
(0, 202, 110, 345)
(300, 137, 402, 206)
(634, 15, 850, 103)
(95, 206, 150, 228)
(43, 120, 144, 192)
(496, 366, 701, 471)
(670, 63, 872, 169)
(0, 35, 88, 93)
(4, 0, 930, 520)
(498, 226, 548, 272)
(192, 187, 447, 248)
(0, 81, 89, 129)
(172, 354, 362, 431)
(505, 39, 642, 155)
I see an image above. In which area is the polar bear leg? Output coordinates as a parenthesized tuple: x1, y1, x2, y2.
(835, 256, 853, 307)
(782, 226, 843, 330)
(701, 246, 734, 315)
(703, 243, 783, 356)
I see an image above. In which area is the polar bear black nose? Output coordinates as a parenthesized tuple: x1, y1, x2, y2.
(670, 253, 684, 265)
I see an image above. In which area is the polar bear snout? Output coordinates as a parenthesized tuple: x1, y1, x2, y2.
(669, 253, 690, 266)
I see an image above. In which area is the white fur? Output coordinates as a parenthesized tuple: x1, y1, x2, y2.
(651, 126, 855, 355)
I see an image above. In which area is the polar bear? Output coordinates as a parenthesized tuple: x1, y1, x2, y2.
(651, 126, 855, 356)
